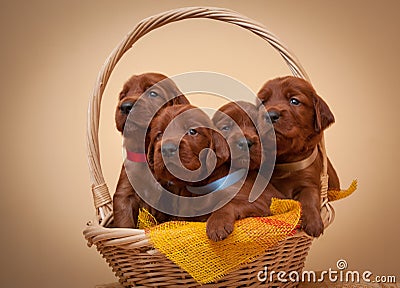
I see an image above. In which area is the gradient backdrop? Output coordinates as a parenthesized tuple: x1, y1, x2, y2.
(1, 1, 399, 287)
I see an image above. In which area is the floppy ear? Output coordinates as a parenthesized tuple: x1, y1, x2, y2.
(172, 89, 190, 105)
(212, 130, 230, 166)
(174, 95, 190, 105)
(313, 94, 335, 132)
(167, 80, 190, 105)
(146, 132, 157, 170)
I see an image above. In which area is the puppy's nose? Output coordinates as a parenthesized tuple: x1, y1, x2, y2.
(267, 110, 280, 124)
(161, 143, 178, 157)
(120, 102, 134, 115)
(237, 138, 254, 151)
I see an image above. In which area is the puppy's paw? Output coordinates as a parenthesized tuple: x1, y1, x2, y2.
(301, 210, 324, 237)
(206, 215, 234, 242)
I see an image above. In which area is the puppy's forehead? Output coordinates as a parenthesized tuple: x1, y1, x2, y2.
(179, 107, 213, 127)
(124, 73, 168, 94)
(133, 73, 168, 86)
(262, 77, 313, 100)
(281, 77, 314, 95)
(215, 101, 257, 126)
(156, 105, 213, 130)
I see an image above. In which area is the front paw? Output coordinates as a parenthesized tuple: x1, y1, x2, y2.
(301, 209, 324, 237)
(206, 214, 234, 242)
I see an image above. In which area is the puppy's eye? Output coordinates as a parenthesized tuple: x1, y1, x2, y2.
(156, 131, 163, 140)
(221, 125, 230, 131)
(148, 91, 159, 98)
(187, 128, 198, 136)
(290, 98, 301, 106)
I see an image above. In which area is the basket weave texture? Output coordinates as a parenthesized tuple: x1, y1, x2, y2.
(83, 6, 335, 287)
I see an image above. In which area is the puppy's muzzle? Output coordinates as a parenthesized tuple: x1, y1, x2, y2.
(120, 101, 135, 115)
(266, 110, 281, 124)
(161, 142, 178, 157)
(236, 137, 254, 151)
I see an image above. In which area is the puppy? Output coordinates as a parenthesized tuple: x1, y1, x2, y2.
(147, 104, 230, 223)
(257, 76, 340, 237)
(208, 101, 285, 241)
(113, 72, 189, 228)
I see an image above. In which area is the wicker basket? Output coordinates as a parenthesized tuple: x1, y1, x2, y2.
(83, 7, 335, 287)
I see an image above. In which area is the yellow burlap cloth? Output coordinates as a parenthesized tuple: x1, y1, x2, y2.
(139, 180, 357, 284)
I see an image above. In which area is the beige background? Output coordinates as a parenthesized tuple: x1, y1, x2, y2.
(1, 1, 399, 287)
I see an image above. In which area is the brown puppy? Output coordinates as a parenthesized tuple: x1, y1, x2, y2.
(113, 72, 189, 228)
(208, 101, 285, 241)
(147, 104, 230, 221)
(257, 76, 340, 237)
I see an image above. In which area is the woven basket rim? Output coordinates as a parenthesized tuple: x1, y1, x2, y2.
(84, 204, 335, 253)
(86, 5, 334, 233)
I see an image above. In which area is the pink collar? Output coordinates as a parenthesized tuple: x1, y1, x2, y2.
(126, 150, 147, 163)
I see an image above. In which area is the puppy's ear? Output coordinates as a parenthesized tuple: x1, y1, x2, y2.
(146, 132, 157, 170)
(212, 130, 230, 166)
(313, 94, 335, 132)
(164, 78, 190, 105)
(172, 89, 190, 105)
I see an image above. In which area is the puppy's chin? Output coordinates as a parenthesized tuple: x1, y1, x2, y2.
(260, 128, 275, 143)
(273, 125, 299, 139)
(231, 156, 250, 170)
(274, 129, 321, 161)
(123, 119, 147, 137)
(231, 150, 261, 171)
(275, 134, 301, 158)
(153, 162, 182, 185)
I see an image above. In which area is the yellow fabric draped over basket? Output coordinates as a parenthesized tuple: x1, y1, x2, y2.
(139, 180, 357, 284)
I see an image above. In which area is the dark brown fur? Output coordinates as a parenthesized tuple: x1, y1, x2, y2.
(113, 73, 189, 228)
(208, 101, 285, 241)
(257, 76, 340, 237)
(147, 104, 231, 224)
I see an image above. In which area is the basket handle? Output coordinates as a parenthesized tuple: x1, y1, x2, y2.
(87, 6, 328, 221)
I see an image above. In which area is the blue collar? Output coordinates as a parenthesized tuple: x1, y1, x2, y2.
(186, 169, 247, 195)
